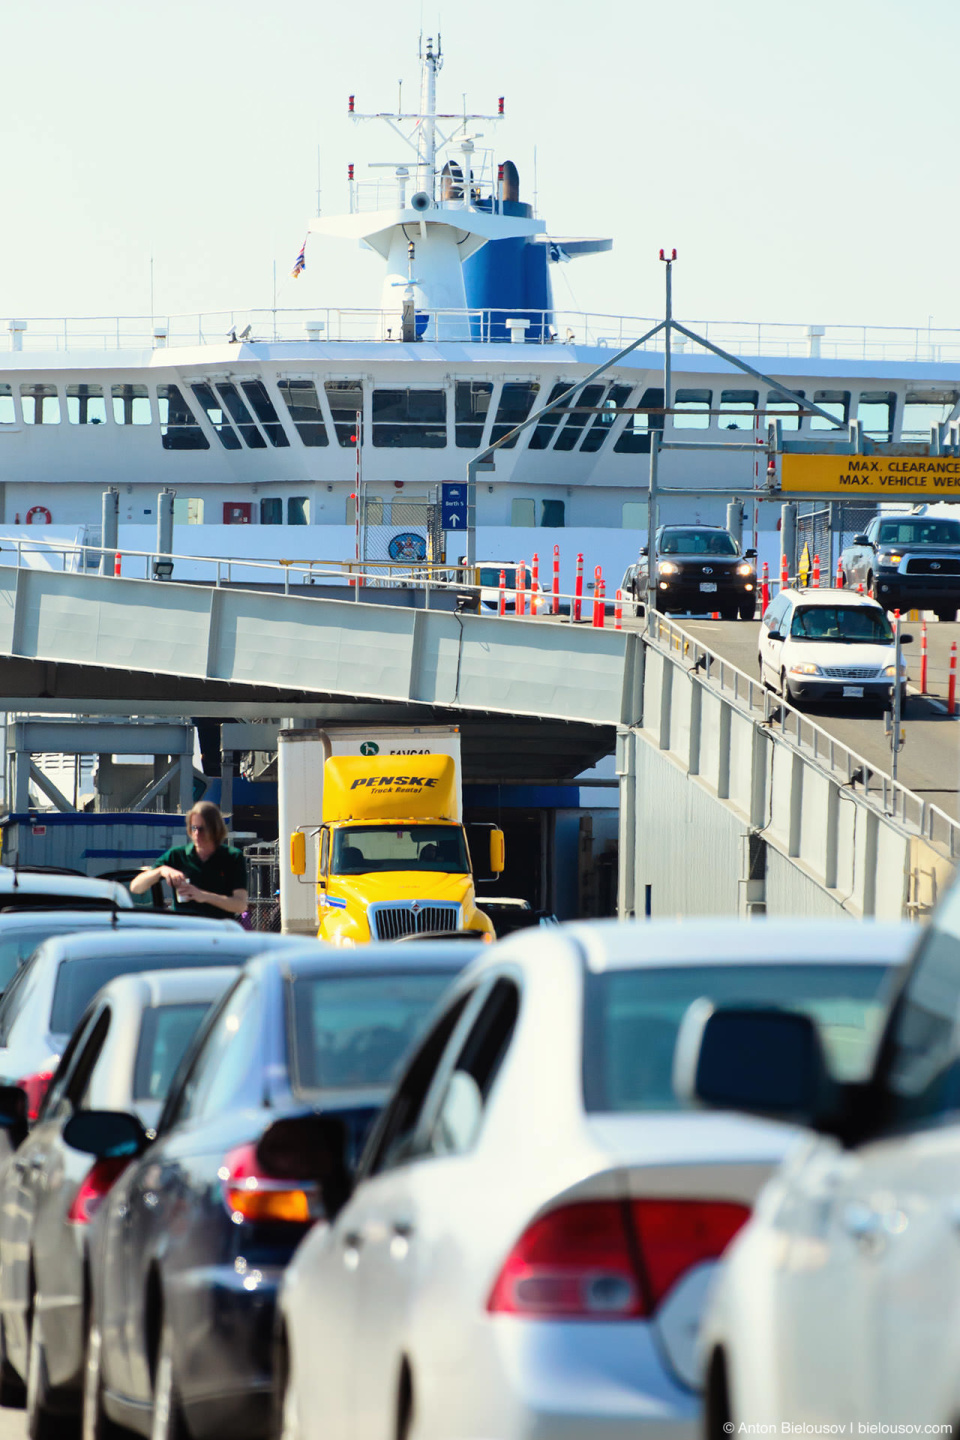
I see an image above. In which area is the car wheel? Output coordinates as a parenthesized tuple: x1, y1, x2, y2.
(150, 1320, 187, 1440)
(83, 1323, 133, 1440)
(738, 597, 756, 620)
(0, 1317, 25, 1410)
(936, 607, 956, 623)
(780, 669, 796, 705)
(26, 1318, 76, 1440)
(866, 572, 875, 599)
(719, 604, 739, 621)
(900, 687, 909, 718)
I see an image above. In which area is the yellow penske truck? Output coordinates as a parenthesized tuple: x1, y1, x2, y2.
(279, 726, 504, 943)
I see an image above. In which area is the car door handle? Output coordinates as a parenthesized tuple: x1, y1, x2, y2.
(342, 1230, 364, 1252)
(392, 1220, 415, 1240)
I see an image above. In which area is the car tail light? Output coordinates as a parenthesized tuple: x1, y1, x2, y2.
(220, 1142, 319, 1224)
(18, 1069, 55, 1124)
(487, 1197, 750, 1320)
(67, 1156, 131, 1225)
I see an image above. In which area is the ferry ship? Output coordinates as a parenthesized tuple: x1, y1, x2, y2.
(2, 37, 960, 588)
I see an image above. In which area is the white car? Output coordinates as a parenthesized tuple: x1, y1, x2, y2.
(689, 880, 960, 1436)
(759, 586, 911, 709)
(275, 918, 914, 1440)
(475, 562, 546, 614)
(0, 868, 133, 914)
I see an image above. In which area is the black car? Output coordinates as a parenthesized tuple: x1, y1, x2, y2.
(840, 513, 960, 619)
(75, 943, 471, 1440)
(624, 525, 758, 619)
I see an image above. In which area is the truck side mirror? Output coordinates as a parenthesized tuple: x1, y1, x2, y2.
(640, 545, 649, 557)
(489, 829, 505, 874)
(853, 534, 870, 545)
(290, 832, 306, 876)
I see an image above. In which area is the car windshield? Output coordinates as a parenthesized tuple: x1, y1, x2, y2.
(583, 962, 895, 1113)
(877, 520, 960, 545)
(331, 825, 469, 875)
(290, 971, 456, 1090)
(659, 530, 739, 556)
(790, 606, 893, 643)
(479, 567, 517, 588)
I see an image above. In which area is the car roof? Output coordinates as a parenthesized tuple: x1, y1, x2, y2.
(660, 524, 726, 532)
(30, 928, 314, 964)
(780, 587, 883, 610)
(93, 966, 240, 1008)
(0, 911, 227, 934)
(0, 869, 132, 903)
(567, 918, 917, 972)
(259, 939, 475, 980)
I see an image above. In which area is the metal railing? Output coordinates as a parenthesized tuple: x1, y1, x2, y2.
(647, 611, 960, 860)
(5, 308, 960, 361)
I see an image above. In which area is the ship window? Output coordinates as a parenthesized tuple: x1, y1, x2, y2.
(622, 503, 645, 528)
(157, 385, 209, 450)
(288, 497, 309, 525)
(614, 387, 664, 454)
(455, 381, 493, 448)
(581, 384, 632, 453)
(326, 381, 364, 447)
(857, 391, 895, 442)
(372, 389, 446, 448)
(511, 498, 535, 526)
(20, 384, 60, 425)
(277, 380, 328, 447)
(360, 495, 384, 525)
(719, 389, 759, 431)
(528, 384, 572, 450)
(112, 384, 152, 425)
(191, 384, 241, 450)
(0, 385, 13, 425)
(901, 389, 960, 440)
(67, 383, 107, 426)
(554, 384, 604, 451)
(240, 380, 289, 447)
(217, 383, 267, 449)
(766, 390, 804, 431)
(346, 494, 357, 524)
(673, 388, 711, 429)
(540, 499, 565, 527)
(260, 498, 283, 525)
(491, 382, 540, 447)
(811, 390, 849, 430)
(172, 498, 204, 524)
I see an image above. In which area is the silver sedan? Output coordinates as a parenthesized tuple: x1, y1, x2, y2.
(276, 917, 914, 1440)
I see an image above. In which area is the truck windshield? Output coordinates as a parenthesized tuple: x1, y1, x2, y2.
(877, 519, 960, 545)
(331, 826, 469, 875)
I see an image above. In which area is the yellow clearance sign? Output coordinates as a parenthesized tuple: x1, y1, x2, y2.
(781, 453, 960, 496)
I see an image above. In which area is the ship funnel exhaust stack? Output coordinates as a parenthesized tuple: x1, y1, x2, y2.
(501, 160, 520, 203)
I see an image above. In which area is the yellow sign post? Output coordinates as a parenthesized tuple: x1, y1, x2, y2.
(781, 453, 960, 497)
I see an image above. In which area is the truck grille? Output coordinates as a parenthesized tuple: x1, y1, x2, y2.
(904, 557, 960, 575)
(368, 901, 460, 941)
(821, 666, 884, 680)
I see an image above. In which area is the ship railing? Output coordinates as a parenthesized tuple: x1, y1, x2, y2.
(5, 309, 960, 361)
(647, 609, 960, 860)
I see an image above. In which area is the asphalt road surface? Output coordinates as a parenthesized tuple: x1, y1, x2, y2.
(0, 1407, 24, 1440)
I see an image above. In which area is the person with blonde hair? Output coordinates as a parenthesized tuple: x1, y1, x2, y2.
(131, 801, 248, 919)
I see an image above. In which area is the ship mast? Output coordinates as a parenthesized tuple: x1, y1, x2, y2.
(416, 35, 441, 198)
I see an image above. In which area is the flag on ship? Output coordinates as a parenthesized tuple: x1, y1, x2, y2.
(291, 238, 307, 278)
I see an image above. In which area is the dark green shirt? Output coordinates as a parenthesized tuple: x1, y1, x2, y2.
(155, 842, 247, 920)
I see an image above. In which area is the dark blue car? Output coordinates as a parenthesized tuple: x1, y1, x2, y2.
(74, 943, 470, 1440)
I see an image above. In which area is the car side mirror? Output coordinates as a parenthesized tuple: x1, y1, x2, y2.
(640, 546, 648, 557)
(853, 534, 870, 545)
(63, 1109, 150, 1161)
(900, 633, 914, 645)
(673, 1002, 839, 1130)
(744, 548, 757, 559)
(256, 1112, 354, 1219)
(768, 629, 784, 642)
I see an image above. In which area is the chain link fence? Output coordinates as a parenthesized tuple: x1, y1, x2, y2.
(796, 502, 880, 578)
(243, 841, 281, 932)
(360, 496, 445, 581)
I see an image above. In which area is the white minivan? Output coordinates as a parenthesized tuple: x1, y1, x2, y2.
(758, 586, 910, 709)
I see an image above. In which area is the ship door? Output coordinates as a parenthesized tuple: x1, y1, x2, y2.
(223, 502, 252, 524)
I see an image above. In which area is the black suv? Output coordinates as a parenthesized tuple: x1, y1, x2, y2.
(623, 525, 758, 620)
(840, 514, 960, 620)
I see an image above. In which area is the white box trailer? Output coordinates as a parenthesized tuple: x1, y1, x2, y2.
(277, 725, 462, 936)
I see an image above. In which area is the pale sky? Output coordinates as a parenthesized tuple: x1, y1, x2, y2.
(1, 0, 955, 333)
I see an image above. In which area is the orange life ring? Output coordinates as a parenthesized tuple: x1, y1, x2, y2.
(25, 506, 52, 525)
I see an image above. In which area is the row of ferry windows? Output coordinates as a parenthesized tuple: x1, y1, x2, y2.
(1, 380, 954, 450)
(173, 496, 666, 528)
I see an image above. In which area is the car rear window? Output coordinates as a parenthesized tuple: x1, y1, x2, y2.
(583, 963, 894, 1113)
(0, 925, 75, 992)
(133, 1003, 214, 1101)
(50, 951, 239, 1035)
(290, 971, 455, 1091)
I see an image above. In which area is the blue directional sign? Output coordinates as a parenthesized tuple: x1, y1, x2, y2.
(441, 483, 468, 531)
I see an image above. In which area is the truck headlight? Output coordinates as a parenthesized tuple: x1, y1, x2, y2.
(658, 561, 679, 575)
(790, 663, 822, 676)
(736, 563, 755, 576)
(878, 551, 903, 566)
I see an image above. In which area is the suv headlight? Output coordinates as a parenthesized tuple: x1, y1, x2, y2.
(658, 561, 679, 575)
(790, 663, 822, 676)
(736, 563, 755, 576)
(878, 551, 903, 566)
